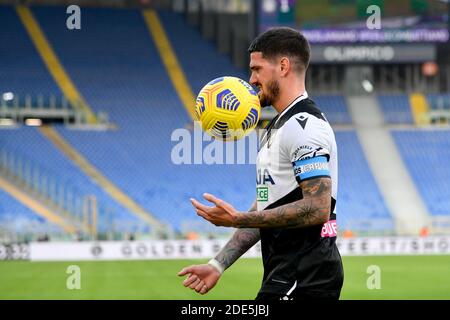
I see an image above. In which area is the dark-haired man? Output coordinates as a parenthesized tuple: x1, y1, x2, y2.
(179, 27, 344, 300)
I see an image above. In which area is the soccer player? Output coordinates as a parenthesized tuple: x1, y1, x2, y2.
(178, 27, 344, 300)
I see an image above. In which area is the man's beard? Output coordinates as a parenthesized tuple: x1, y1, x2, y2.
(258, 79, 280, 108)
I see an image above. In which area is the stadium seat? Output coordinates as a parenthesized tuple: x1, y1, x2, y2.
(0, 6, 63, 101)
(311, 95, 352, 125)
(392, 130, 450, 216)
(427, 93, 450, 110)
(0, 189, 62, 237)
(378, 94, 414, 124)
(335, 130, 393, 233)
(0, 127, 143, 233)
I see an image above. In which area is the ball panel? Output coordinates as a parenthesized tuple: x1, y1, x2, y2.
(216, 89, 241, 112)
(195, 95, 206, 120)
(241, 107, 259, 131)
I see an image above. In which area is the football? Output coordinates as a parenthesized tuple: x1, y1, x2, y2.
(195, 76, 261, 141)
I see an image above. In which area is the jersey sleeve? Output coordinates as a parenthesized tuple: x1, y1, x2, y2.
(282, 115, 331, 184)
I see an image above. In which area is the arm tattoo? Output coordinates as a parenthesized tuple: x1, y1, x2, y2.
(236, 177, 332, 229)
(214, 201, 260, 270)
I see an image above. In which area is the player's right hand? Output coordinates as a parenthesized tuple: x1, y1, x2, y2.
(178, 264, 221, 295)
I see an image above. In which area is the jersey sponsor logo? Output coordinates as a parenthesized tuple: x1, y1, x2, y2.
(292, 145, 313, 161)
(257, 186, 269, 201)
(294, 162, 329, 175)
(256, 168, 275, 185)
(296, 115, 308, 129)
(292, 146, 325, 162)
(292, 156, 330, 181)
(321, 220, 337, 238)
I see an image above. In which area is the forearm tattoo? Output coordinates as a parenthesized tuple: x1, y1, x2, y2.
(215, 202, 260, 270)
(237, 177, 332, 229)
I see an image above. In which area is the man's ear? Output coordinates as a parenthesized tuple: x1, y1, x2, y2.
(279, 57, 291, 77)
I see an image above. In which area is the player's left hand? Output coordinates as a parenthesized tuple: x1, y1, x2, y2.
(190, 193, 241, 227)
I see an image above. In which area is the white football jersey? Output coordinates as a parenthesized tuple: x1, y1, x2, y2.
(256, 92, 338, 214)
(254, 93, 343, 296)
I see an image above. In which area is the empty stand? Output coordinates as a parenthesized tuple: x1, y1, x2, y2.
(0, 189, 57, 236)
(427, 94, 450, 110)
(335, 130, 394, 233)
(378, 95, 414, 124)
(0, 6, 62, 98)
(158, 11, 248, 95)
(392, 130, 450, 216)
(312, 95, 352, 125)
(0, 127, 143, 234)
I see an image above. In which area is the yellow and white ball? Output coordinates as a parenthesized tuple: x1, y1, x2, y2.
(195, 76, 261, 141)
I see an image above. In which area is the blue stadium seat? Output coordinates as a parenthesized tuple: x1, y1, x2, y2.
(158, 11, 248, 95)
(312, 95, 352, 124)
(335, 130, 393, 232)
(0, 189, 62, 235)
(378, 95, 414, 124)
(427, 94, 450, 110)
(0, 6, 63, 103)
(392, 130, 450, 216)
(0, 127, 142, 233)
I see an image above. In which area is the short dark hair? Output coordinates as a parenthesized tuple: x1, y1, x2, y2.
(248, 27, 310, 73)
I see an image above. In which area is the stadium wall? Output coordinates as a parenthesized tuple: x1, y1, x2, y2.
(3, 237, 450, 261)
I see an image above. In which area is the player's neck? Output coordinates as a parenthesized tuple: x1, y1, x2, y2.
(273, 82, 306, 114)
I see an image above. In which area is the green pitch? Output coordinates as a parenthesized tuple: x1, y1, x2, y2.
(1, 256, 449, 299)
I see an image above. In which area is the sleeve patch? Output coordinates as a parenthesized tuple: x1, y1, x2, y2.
(292, 156, 330, 182)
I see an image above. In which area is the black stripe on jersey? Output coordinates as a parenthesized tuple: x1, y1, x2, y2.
(274, 98, 327, 130)
(260, 98, 327, 150)
(273, 98, 327, 129)
(263, 187, 302, 211)
(295, 174, 331, 184)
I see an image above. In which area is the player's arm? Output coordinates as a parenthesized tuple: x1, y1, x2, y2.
(192, 177, 330, 229)
(211, 201, 260, 272)
(235, 176, 331, 228)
